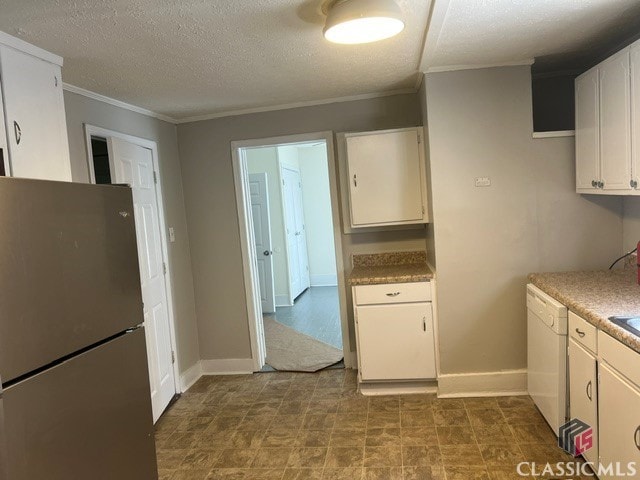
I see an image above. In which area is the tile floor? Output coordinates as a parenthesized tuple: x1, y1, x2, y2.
(155, 370, 589, 480)
(269, 286, 342, 349)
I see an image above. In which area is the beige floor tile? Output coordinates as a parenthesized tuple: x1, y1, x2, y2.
(295, 429, 332, 447)
(462, 397, 499, 409)
(179, 448, 221, 470)
(322, 467, 364, 479)
(251, 447, 293, 468)
(261, 428, 299, 447)
(282, 467, 324, 479)
(436, 426, 476, 445)
(365, 428, 401, 447)
(325, 446, 365, 468)
(400, 427, 438, 446)
(402, 445, 441, 467)
(432, 409, 470, 427)
(213, 449, 257, 468)
(501, 406, 546, 426)
(479, 444, 524, 466)
(335, 413, 368, 429)
(367, 412, 401, 428)
(403, 465, 446, 480)
(363, 466, 403, 479)
(400, 411, 435, 428)
(466, 408, 506, 427)
(286, 447, 328, 468)
(439, 445, 484, 466)
(363, 446, 403, 467)
(331, 428, 367, 447)
(445, 466, 491, 479)
(473, 424, 516, 445)
(368, 397, 401, 413)
(303, 413, 336, 429)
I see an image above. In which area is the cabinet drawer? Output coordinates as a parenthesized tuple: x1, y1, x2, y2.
(569, 312, 597, 353)
(599, 330, 640, 387)
(353, 282, 430, 305)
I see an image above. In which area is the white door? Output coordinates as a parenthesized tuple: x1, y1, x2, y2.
(568, 339, 598, 466)
(282, 167, 309, 300)
(598, 364, 640, 479)
(575, 67, 601, 190)
(249, 173, 276, 314)
(599, 48, 632, 191)
(0, 46, 71, 181)
(108, 137, 176, 422)
(346, 129, 423, 226)
(356, 303, 435, 381)
(631, 42, 640, 190)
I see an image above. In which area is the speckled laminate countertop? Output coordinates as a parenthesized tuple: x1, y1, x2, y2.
(528, 269, 640, 354)
(349, 251, 434, 286)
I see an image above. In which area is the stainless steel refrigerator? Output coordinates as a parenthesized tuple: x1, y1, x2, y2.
(0, 178, 158, 479)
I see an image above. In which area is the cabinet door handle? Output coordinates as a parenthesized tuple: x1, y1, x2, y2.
(586, 380, 592, 401)
(575, 328, 585, 338)
(635, 426, 640, 451)
(422, 316, 427, 332)
(13, 121, 21, 145)
(386, 292, 401, 297)
(591, 180, 598, 188)
(353, 174, 357, 187)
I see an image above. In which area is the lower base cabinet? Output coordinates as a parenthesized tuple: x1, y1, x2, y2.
(568, 338, 598, 466)
(598, 364, 640, 478)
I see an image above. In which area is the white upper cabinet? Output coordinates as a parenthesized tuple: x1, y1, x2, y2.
(599, 49, 632, 191)
(344, 127, 428, 228)
(575, 42, 640, 195)
(631, 41, 640, 191)
(575, 67, 600, 191)
(0, 33, 71, 182)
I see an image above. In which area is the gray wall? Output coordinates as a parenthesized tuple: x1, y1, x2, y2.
(623, 197, 640, 252)
(63, 91, 201, 376)
(425, 66, 623, 375)
(177, 94, 427, 362)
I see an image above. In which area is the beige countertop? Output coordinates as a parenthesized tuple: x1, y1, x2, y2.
(528, 269, 640, 354)
(348, 251, 434, 286)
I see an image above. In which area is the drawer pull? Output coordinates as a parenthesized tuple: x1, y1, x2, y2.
(635, 426, 640, 450)
(386, 292, 401, 297)
(586, 380, 592, 401)
(575, 328, 586, 338)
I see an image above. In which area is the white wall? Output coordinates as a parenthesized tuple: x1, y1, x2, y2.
(425, 66, 623, 376)
(298, 143, 338, 286)
(245, 147, 290, 305)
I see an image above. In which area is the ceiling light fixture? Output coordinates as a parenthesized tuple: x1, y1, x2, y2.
(323, 0, 405, 45)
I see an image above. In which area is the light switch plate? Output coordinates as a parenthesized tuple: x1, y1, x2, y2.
(169, 227, 176, 243)
(475, 177, 491, 187)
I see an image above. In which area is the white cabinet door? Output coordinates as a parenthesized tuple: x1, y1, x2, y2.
(631, 41, 640, 191)
(0, 46, 71, 181)
(568, 339, 598, 466)
(356, 302, 435, 381)
(599, 48, 632, 191)
(598, 364, 640, 478)
(346, 128, 425, 227)
(575, 67, 600, 191)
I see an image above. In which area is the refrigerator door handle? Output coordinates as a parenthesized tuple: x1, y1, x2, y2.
(0, 375, 8, 480)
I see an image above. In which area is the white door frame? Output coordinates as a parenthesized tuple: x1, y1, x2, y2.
(231, 131, 353, 371)
(83, 124, 182, 395)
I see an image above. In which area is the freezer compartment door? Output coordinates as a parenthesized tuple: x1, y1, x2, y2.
(0, 178, 143, 382)
(3, 328, 158, 480)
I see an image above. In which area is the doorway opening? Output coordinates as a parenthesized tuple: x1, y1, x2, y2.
(85, 126, 179, 423)
(234, 133, 350, 372)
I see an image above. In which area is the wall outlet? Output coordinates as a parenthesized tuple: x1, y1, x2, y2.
(475, 177, 491, 187)
(169, 227, 176, 243)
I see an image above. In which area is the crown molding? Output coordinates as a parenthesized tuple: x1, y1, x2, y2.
(62, 83, 178, 124)
(424, 59, 535, 74)
(174, 88, 418, 124)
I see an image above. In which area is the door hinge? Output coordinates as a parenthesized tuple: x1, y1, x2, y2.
(171, 351, 175, 364)
(153, 171, 158, 184)
(162, 262, 167, 275)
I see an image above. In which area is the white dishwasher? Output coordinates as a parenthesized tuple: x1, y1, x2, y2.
(527, 284, 568, 437)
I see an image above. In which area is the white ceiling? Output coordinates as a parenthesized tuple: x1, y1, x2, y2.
(0, 0, 430, 121)
(422, 0, 640, 72)
(1, 1, 639, 121)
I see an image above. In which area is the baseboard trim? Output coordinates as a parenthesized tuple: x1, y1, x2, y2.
(310, 274, 338, 287)
(179, 361, 203, 392)
(200, 358, 255, 375)
(360, 380, 438, 396)
(437, 369, 527, 397)
(275, 294, 292, 307)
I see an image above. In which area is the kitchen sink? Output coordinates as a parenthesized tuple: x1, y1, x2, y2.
(608, 316, 640, 336)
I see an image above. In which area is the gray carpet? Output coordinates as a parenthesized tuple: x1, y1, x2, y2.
(263, 316, 343, 372)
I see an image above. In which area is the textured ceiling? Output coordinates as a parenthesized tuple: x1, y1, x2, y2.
(423, 0, 640, 73)
(0, 0, 430, 120)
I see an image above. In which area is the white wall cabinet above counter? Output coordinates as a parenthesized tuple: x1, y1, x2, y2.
(0, 31, 72, 182)
(575, 39, 640, 195)
(338, 127, 429, 231)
